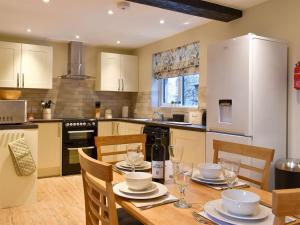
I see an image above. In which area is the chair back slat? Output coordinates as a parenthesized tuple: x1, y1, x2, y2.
(79, 149, 119, 225)
(95, 134, 147, 164)
(272, 188, 300, 225)
(213, 140, 275, 190)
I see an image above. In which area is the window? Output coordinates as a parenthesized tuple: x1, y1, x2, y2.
(160, 74, 199, 107)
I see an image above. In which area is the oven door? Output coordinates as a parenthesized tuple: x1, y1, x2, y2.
(64, 129, 96, 145)
(62, 145, 97, 175)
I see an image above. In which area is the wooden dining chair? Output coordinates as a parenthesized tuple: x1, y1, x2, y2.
(213, 140, 275, 190)
(272, 188, 300, 225)
(78, 148, 143, 225)
(95, 134, 147, 164)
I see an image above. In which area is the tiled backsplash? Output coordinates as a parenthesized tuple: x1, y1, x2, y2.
(21, 78, 137, 119)
(133, 87, 206, 121)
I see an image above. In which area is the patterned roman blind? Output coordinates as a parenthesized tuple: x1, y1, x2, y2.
(152, 42, 200, 79)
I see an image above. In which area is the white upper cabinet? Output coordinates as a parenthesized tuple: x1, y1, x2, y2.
(21, 44, 53, 89)
(96, 52, 138, 92)
(0, 41, 21, 88)
(121, 55, 138, 92)
(99, 52, 121, 91)
(0, 41, 53, 89)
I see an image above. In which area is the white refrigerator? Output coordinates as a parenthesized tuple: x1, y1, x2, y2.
(206, 34, 288, 189)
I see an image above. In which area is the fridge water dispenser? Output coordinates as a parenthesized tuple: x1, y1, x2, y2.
(219, 99, 232, 123)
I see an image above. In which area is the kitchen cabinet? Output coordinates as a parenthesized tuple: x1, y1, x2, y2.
(114, 122, 144, 161)
(121, 55, 138, 92)
(0, 41, 21, 88)
(98, 121, 144, 162)
(97, 121, 115, 162)
(0, 41, 53, 89)
(96, 52, 138, 92)
(37, 122, 61, 177)
(0, 129, 38, 208)
(21, 44, 53, 89)
(170, 128, 205, 165)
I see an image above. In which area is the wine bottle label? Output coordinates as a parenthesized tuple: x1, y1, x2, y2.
(152, 161, 164, 179)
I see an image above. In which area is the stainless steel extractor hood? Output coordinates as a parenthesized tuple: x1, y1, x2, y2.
(60, 41, 93, 79)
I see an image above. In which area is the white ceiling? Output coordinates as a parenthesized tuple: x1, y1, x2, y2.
(0, 0, 269, 48)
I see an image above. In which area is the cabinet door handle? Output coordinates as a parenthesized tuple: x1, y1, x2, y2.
(117, 123, 120, 134)
(122, 79, 124, 91)
(118, 79, 120, 91)
(22, 73, 24, 88)
(58, 124, 61, 138)
(17, 73, 19, 88)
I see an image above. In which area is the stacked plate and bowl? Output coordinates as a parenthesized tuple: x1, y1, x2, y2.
(203, 189, 273, 224)
(192, 163, 227, 185)
(113, 172, 168, 200)
(115, 152, 151, 171)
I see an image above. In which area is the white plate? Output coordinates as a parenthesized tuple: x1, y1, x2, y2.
(192, 176, 227, 185)
(119, 182, 158, 195)
(193, 171, 225, 182)
(118, 161, 148, 168)
(204, 199, 272, 225)
(113, 182, 168, 200)
(116, 161, 151, 171)
(196, 175, 225, 182)
(214, 199, 269, 221)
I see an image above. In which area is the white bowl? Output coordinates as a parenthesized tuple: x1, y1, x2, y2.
(222, 189, 260, 216)
(199, 163, 222, 179)
(125, 172, 152, 191)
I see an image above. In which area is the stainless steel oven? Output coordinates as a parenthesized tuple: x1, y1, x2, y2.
(62, 118, 97, 175)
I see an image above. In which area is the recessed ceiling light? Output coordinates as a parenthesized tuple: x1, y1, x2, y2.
(160, 20, 165, 24)
(116, 40, 121, 45)
(75, 35, 80, 39)
(43, 0, 50, 3)
(108, 10, 114, 15)
(183, 22, 190, 25)
(26, 28, 32, 33)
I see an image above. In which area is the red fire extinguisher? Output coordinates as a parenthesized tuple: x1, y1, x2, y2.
(294, 62, 300, 89)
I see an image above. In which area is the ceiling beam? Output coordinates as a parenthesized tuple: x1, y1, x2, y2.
(127, 0, 243, 22)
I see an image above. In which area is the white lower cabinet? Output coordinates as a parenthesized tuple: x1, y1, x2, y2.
(97, 121, 115, 162)
(0, 129, 38, 208)
(37, 123, 62, 177)
(98, 121, 144, 162)
(170, 128, 206, 165)
(114, 122, 144, 161)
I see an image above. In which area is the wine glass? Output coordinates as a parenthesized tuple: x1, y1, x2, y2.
(168, 145, 184, 164)
(126, 146, 142, 172)
(168, 146, 184, 179)
(173, 162, 193, 208)
(220, 158, 241, 188)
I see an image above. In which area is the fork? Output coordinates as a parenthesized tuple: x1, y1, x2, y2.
(192, 211, 211, 224)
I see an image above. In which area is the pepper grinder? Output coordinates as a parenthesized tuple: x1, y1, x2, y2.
(95, 101, 101, 119)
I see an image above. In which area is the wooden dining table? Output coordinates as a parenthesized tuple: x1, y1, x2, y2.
(112, 171, 299, 225)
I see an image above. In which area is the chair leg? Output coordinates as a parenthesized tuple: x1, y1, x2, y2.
(273, 216, 285, 225)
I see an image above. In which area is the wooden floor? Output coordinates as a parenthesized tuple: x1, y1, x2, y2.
(0, 175, 86, 225)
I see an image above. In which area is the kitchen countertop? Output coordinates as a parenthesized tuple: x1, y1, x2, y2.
(98, 118, 206, 132)
(30, 118, 206, 132)
(31, 119, 63, 123)
(0, 123, 38, 130)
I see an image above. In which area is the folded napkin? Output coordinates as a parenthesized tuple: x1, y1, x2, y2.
(130, 194, 178, 210)
(206, 181, 249, 190)
(198, 211, 296, 225)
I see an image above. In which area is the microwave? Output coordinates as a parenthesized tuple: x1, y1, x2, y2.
(0, 100, 27, 124)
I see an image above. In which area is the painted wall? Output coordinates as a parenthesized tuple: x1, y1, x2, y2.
(135, 0, 300, 158)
